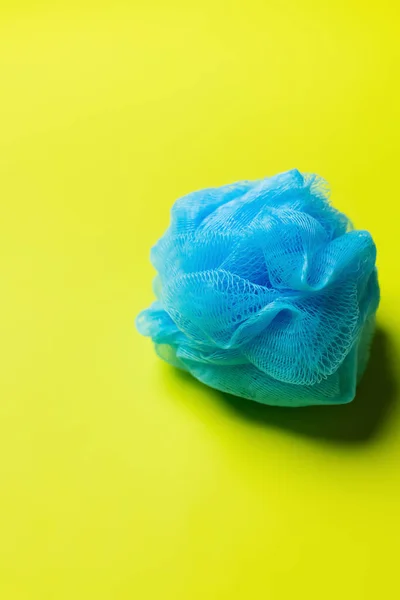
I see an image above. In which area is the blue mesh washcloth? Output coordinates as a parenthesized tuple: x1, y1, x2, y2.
(136, 169, 380, 406)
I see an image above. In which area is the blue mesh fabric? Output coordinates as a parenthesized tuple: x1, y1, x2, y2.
(136, 169, 380, 406)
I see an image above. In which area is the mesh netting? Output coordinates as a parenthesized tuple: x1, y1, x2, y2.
(136, 169, 380, 406)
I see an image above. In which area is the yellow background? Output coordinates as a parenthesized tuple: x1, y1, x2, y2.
(1, 1, 399, 598)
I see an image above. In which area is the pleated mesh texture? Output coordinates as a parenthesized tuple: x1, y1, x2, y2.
(137, 169, 380, 406)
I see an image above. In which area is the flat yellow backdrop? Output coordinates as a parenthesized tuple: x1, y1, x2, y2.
(1, 1, 399, 598)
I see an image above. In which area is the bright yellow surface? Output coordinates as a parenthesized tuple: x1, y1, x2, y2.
(1, 1, 399, 598)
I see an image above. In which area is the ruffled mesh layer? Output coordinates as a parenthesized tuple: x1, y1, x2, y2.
(137, 169, 380, 406)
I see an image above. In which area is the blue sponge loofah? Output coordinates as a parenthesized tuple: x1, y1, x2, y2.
(136, 169, 380, 407)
